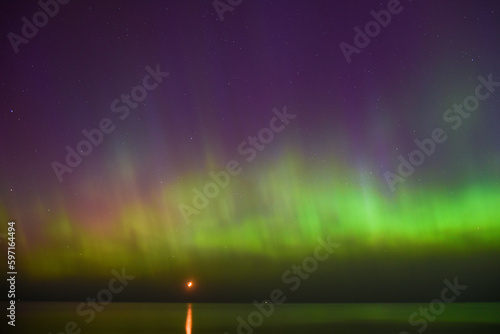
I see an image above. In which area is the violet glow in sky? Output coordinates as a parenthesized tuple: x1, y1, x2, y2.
(0, 0, 499, 302)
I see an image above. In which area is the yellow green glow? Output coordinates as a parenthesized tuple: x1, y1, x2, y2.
(5, 152, 499, 279)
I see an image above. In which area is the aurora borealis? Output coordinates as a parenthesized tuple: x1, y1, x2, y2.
(1, 0, 500, 303)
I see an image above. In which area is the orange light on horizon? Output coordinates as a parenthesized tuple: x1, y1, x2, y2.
(187, 281, 193, 287)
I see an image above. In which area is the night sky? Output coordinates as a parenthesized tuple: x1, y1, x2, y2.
(1, 0, 499, 303)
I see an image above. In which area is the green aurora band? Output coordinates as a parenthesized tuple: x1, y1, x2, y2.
(3, 152, 499, 280)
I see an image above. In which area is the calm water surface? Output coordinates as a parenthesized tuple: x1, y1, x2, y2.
(15, 302, 500, 333)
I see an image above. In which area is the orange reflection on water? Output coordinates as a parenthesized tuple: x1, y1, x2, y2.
(185, 303, 192, 334)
